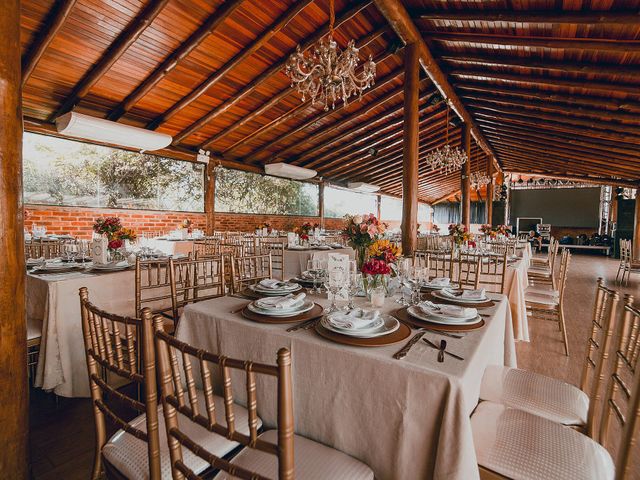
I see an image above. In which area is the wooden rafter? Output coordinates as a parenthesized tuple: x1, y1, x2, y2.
(429, 32, 640, 53)
(21, 0, 78, 85)
(106, 0, 246, 121)
(414, 10, 640, 25)
(48, 0, 170, 121)
(163, 1, 374, 138)
(372, 0, 500, 172)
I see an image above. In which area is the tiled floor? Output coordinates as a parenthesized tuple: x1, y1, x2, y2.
(29, 253, 639, 478)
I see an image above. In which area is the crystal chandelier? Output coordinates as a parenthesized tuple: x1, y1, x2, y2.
(284, 0, 376, 111)
(470, 171, 491, 190)
(425, 105, 468, 174)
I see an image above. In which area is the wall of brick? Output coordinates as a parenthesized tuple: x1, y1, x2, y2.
(24, 204, 346, 238)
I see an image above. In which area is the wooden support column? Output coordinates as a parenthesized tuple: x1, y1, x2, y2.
(204, 162, 216, 234)
(401, 43, 419, 256)
(634, 196, 640, 260)
(461, 124, 471, 228)
(486, 159, 494, 225)
(318, 182, 325, 229)
(0, 0, 28, 476)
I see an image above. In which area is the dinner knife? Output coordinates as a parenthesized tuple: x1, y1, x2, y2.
(422, 338, 464, 361)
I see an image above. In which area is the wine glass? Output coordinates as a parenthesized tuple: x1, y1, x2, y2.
(410, 266, 426, 305)
(325, 269, 345, 313)
(396, 258, 412, 305)
(306, 258, 321, 294)
(346, 272, 362, 311)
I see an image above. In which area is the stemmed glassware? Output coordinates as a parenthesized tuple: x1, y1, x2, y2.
(396, 258, 412, 305)
(306, 259, 322, 294)
(325, 269, 345, 313)
(410, 266, 426, 305)
(346, 272, 363, 311)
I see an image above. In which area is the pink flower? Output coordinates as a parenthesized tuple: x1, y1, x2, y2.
(360, 224, 368, 233)
(367, 224, 378, 237)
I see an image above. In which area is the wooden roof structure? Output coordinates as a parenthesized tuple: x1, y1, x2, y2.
(19, 0, 640, 204)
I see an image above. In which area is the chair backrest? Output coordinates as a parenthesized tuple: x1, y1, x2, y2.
(25, 239, 66, 259)
(599, 295, 640, 480)
(455, 253, 482, 289)
(580, 278, 621, 440)
(79, 287, 161, 479)
(414, 250, 453, 280)
(260, 242, 285, 280)
(170, 256, 226, 308)
(135, 257, 177, 322)
(151, 315, 294, 480)
(230, 254, 273, 293)
(194, 237, 221, 258)
(477, 252, 508, 294)
(556, 249, 571, 304)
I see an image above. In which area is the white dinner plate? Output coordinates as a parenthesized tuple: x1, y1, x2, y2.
(321, 314, 399, 338)
(90, 263, 131, 271)
(250, 283, 301, 295)
(432, 289, 489, 304)
(247, 300, 314, 317)
(409, 304, 477, 322)
(407, 306, 483, 326)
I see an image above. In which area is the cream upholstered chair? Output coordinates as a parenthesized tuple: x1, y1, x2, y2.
(80, 287, 259, 480)
(470, 294, 640, 480)
(528, 239, 559, 288)
(151, 315, 374, 480)
(480, 278, 619, 434)
(525, 249, 571, 356)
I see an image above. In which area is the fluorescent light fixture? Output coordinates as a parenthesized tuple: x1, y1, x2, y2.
(348, 181, 380, 193)
(264, 162, 317, 180)
(196, 149, 210, 164)
(55, 111, 172, 152)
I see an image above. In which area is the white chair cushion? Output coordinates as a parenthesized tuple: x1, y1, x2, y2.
(471, 402, 614, 480)
(525, 292, 559, 306)
(525, 285, 559, 297)
(213, 429, 374, 480)
(103, 390, 262, 480)
(480, 366, 589, 426)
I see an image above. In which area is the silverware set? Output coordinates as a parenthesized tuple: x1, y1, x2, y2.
(423, 338, 464, 361)
(286, 317, 320, 332)
(393, 331, 426, 359)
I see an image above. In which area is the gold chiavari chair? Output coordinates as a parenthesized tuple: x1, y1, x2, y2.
(525, 249, 571, 356)
(170, 256, 226, 311)
(455, 252, 482, 290)
(470, 294, 640, 480)
(486, 241, 516, 257)
(79, 287, 161, 480)
(151, 317, 374, 480)
(27, 316, 43, 385)
(477, 252, 508, 294)
(528, 238, 560, 288)
(323, 234, 344, 245)
(194, 237, 221, 259)
(617, 239, 640, 286)
(230, 253, 273, 294)
(259, 241, 285, 280)
(415, 250, 454, 281)
(480, 278, 620, 434)
(135, 258, 178, 333)
(25, 239, 66, 259)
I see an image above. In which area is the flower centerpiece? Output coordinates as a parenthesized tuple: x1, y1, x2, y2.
(341, 213, 387, 269)
(93, 217, 136, 260)
(294, 221, 317, 241)
(432, 224, 440, 233)
(496, 224, 511, 237)
(256, 222, 273, 234)
(479, 224, 492, 235)
(361, 239, 402, 296)
(181, 218, 193, 233)
(448, 223, 472, 247)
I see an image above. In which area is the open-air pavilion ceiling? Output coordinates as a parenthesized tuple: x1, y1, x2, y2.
(19, 0, 640, 205)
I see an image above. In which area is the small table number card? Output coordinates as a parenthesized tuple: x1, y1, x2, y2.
(287, 232, 297, 248)
(91, 235, 108, 265)
(327, 253, 349, 302)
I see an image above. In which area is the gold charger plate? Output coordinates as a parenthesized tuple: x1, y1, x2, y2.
(314, 320, 411, 347)
(241, 303, 324, 324)
(422, 291, 495, 308)
(393, 307, 486, 332)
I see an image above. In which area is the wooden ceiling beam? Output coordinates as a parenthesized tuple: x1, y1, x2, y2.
(456, 83, 640, 113)
(450, 70, 640, 96)
(150, 0, 319, 133)
(298, 88, 435, 169)
(440, 53, 640, 79)
(504, 170, 639, 188)
(234, 46, 396, 161)
(414, 10, 640, 25)
(470, 109, 640, 145)
(482, 129, 640, 163)
(21, 0, 78, 86)
(460, 93, 640, 125)
(49, 0, 170, 121)
(429, 32, 640, 53)
(107, 0, 247, 121)
(476, 119, 640, 158)
(165, 1, 374, 138)
(372, 0, 500, 172)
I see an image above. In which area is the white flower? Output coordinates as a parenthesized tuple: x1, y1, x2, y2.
(353, 215, 363, 224)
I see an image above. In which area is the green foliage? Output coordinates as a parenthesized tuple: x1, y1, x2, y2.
(215, 167, 318, 216)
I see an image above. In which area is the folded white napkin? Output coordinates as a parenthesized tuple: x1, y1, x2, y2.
(418, 302, 476, 319)
(441, 287, 486, 300)
(427, 277, 450, 286)
(258, 279, 290, 290)
(327, 309, 382, 330)
(26, 257, 45, 266)
(256, 293, 306, 310)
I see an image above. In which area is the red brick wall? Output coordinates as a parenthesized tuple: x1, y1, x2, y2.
(24, 205, 345, 238)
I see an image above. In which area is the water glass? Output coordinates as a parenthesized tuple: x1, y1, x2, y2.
(325, 269, 345, 313)
(346, 272, 362, 310)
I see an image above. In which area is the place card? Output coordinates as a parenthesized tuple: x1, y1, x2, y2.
(327, 253, 349, 302)
(287, 232, 297, 247)
(91, 235, 108, 265)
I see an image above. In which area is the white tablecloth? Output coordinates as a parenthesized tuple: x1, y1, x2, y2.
(505, 245, 531, 342)
(283, 247, 355, 278)
(27, 270, 137, 397)
(176, 293, 516, 480)
(149, 239, 194, 256)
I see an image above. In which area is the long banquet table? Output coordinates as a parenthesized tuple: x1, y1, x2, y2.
(176, 292, 516, 480)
